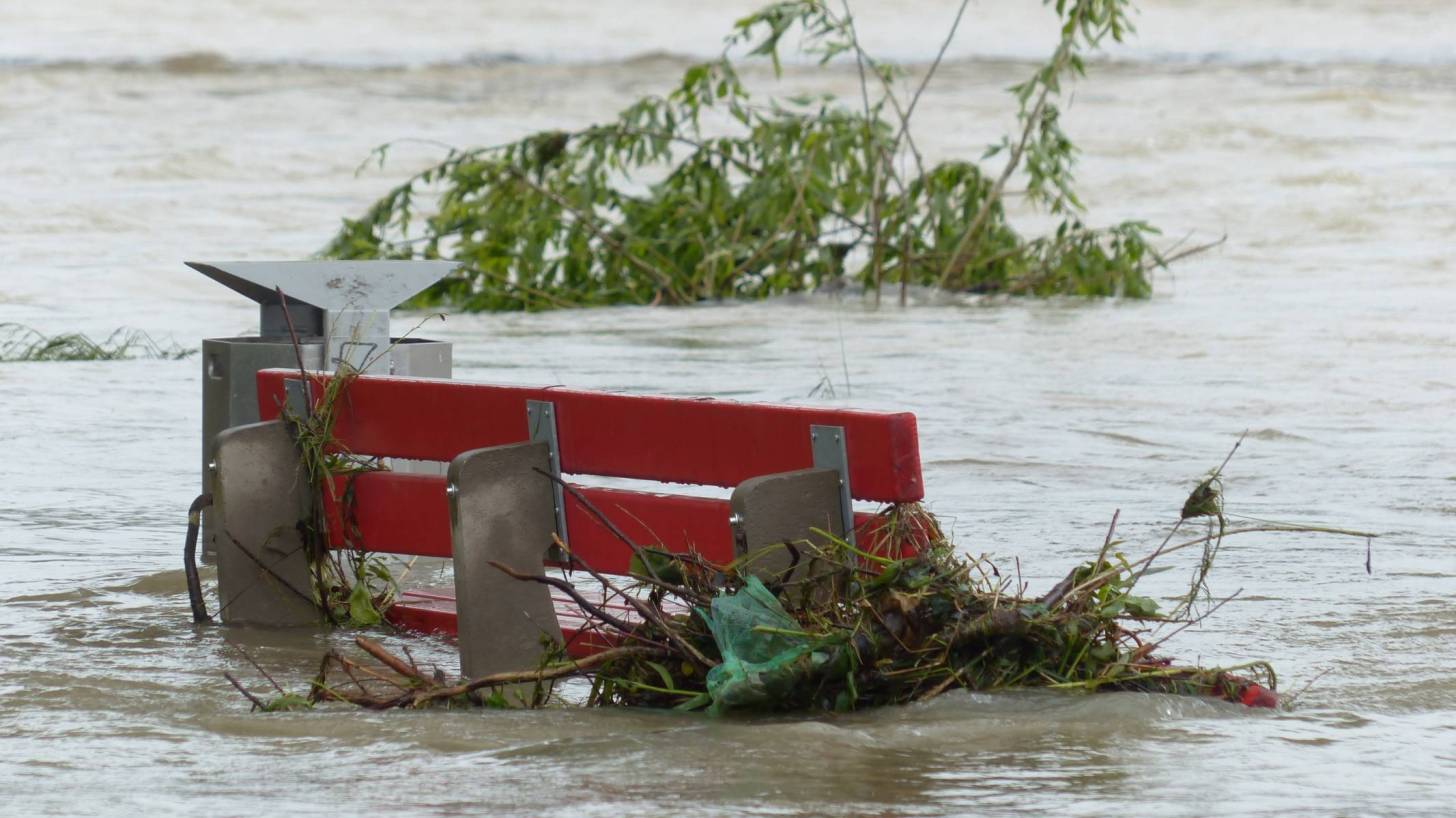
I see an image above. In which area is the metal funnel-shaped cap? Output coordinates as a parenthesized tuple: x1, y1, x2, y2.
(185, 260, 459, 311)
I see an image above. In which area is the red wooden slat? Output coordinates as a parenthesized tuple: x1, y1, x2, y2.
(561, 485, 732, 573)
(320, 471, 737, 570)
(321, 472, 920, 569)
(257, 369, 922, 502)
(386, 594, 457, 636)
(323, 472, 451, 557)
(387, 591, 628, 658)
(386, 601, 612, 659)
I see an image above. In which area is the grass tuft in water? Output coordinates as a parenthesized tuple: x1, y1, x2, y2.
(0, 322, 193, 362)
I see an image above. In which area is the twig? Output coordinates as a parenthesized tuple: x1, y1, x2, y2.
(554, 533, 718, 669)
(337, 659, 372, 694)
(1095, 509, 1121, 568)
(1040, 508, 1118, 608)
(228, 641, 285, 695)
(274, 286, 310, 387)
(1145, 589, 1243, 654)
(823, 4, 926, 181)
(915, 666, 965, 702)
(1129, 432, 1247, 588)
(1159, 235, 1226, 266)
(1283, 666, 1335, 707)
(309, 652, 343, 701)
(412, 646, 673, 705)
(486, 560, 640, 636)
(940, 81, 1055, 286)
(895, 0, 971, 163)
(332, 652, 412, 691)
(531, 468, 706, 603)
(1061, 524, 1377, 607)
(223, 672, 267, 711)
(841, 0, 885, 303)
(355, 636, 426, 683)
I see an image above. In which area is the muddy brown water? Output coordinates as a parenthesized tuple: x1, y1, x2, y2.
(1, 1, 1453, 815)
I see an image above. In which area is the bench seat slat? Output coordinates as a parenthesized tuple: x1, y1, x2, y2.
(387, 589, 668, 659)
(258, 369, 923, 503)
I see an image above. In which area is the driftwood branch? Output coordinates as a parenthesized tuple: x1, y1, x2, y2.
(355, 636, 426, 683)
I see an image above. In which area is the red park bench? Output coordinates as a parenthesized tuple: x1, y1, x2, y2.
(208, 368, 926, 681)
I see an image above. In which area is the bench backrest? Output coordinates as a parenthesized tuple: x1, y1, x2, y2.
(255, 368, 924, 573)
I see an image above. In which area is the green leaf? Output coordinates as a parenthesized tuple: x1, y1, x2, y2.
(1123, 596, 1161, 618)
(260, 693, 313, 713)
(643, 660, 677, 690)
(347, 581, 382, 627)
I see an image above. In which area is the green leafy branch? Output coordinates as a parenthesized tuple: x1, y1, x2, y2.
(325, 0, 1199, 311)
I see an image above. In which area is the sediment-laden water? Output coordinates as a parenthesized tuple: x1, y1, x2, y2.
(1, 1, 1453, 815)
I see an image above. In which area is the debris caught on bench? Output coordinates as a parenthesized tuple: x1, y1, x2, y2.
(232, 472, 1369, 716)
(214, 364, 1374, 716)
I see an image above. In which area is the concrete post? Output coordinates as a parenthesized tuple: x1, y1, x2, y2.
(729, 467, 847, 584)
(448, 440, 562, 704)
(210, 420, 320, 627)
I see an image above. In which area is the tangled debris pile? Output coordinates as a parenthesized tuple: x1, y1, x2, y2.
(234, 452, 1373, 716)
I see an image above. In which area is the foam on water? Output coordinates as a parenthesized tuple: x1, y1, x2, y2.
(3, 0, 1455, 68)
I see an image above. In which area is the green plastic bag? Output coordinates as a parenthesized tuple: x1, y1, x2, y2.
(697, 577, 817, 714)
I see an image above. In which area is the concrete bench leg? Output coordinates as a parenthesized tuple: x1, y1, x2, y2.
(448, 440, 562, 703)
(730, 467, 847, 584)
(210, 420, 320, 627)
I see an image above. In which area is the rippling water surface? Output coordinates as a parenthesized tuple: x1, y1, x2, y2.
(1, 2, 1453, 815)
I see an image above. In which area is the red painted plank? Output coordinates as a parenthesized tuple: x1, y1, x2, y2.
(561, 485, 732, 573)
(321, 471, 921, 571)
(323, 472, 451, 557)
(387, 590, 631, 658)
(257, 369, 922, 502)
(386, 593, 458, 637)
(386, 599, 611, 659)
(389, 589, 689, 658)
(319, 471, 737, 571)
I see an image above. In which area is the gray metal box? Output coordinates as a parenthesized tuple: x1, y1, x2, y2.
(200, 335, 451, 557)
(189, 260, 459, 561)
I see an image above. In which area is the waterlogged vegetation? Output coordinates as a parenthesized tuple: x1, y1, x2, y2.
(0, 322, 193, 362)
(286, 367, 401, 629)
(326, 0, 1212, 311)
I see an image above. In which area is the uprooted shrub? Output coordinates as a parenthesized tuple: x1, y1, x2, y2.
(325, 0, 1212, 311)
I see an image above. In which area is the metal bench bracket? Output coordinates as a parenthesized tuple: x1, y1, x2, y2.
(810, 424, 855, 545)
(526, 399, 568, 549)
(283, 376, 311, 418)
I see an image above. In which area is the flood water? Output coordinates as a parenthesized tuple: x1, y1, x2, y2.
(1, 1, 1453, 815)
